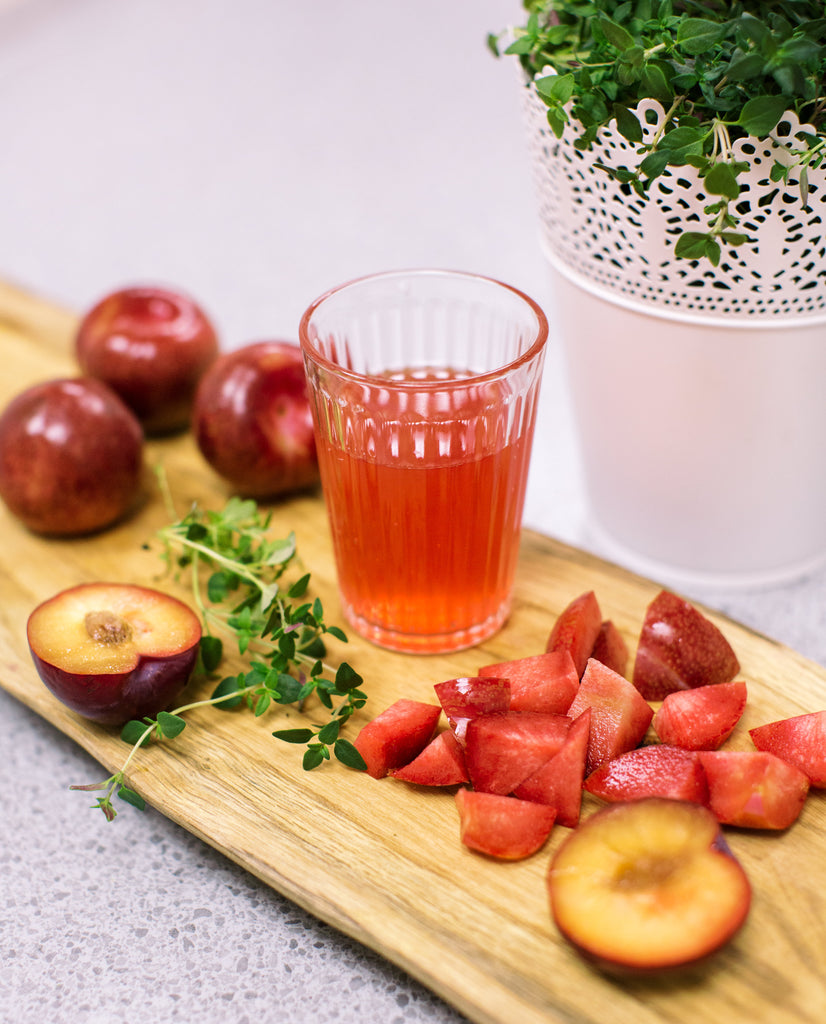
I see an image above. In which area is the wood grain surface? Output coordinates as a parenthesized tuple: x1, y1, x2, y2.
(1, 278, 824, 1024)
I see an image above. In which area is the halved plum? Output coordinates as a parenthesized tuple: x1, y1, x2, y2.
(548, 798, 752, 974)
(27, 582, 202, 726)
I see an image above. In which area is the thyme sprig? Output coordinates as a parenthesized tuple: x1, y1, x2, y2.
(71, 475, 367, 821)
(491, 1, 826, 263)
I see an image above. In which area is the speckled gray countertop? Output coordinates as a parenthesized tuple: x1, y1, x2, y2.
(3, 2, 826, 1023)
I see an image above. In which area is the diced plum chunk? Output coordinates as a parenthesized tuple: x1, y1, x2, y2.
(354, 699, 442, 779)
(568, 658, 654, 774)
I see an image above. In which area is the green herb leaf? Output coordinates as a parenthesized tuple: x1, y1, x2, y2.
(542, 73, 575, 104)
(676, 18, 728, 56)
(316, 720, 340, 745)
(278, 632, 296, 660)
(303, 746, 327, 771)
(274, 673, 304, 704)
(120, 720, 153, 746)
(333, 738, 367, 771)
(335, 662, 364, 693)
(504, 34, 535, 57)
(738, 95, 790, 136)
(207, 572, 230, 603)
(273, 728, 316, 744)
(661, 126, 706, 151)
(674, 231, 712, 260)
(726, 52, 766, 82)
(599, 17, 635, 52)
(253, 693, 271, 717)
(638, 64, 672, 106)
(156, 711, 187, 739)
(720, 232, 749, 246)
(287, 573, 311, 598)
(118, 786, 146, 810)
(639, 150, 670, 179)
(547, 106, 568, 138)
(613, 104, 643, 144)
(211, 676, 244, 709)
(704, 162, 740, 200)
(199, 634, 223, 673)
(770, 160, 787, 182)
(299, 635, 327, 659)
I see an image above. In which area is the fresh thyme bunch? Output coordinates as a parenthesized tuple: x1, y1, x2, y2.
(491, 1, 826, 263)
(73, 476, 367, 821)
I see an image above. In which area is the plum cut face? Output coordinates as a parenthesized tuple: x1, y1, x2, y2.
(548, 798, 751, 973)
(27, 583, 203, 725)
(28, 583, 201, 673)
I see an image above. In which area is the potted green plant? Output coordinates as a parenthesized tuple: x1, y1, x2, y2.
(492, 0, 825, 264)
(490, 1, 826, 589)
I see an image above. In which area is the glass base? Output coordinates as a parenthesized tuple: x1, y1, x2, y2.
(342, 599, 511, 655)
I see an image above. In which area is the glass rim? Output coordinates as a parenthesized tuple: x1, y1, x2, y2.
(298, 268, 549, 389)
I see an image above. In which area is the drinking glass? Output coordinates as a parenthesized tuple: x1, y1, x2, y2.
(299, 269, 548, 654)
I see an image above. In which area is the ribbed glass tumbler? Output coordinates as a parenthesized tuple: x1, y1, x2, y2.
(299, 269, 548, 654)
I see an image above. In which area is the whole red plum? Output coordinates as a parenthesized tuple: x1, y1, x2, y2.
(76, 284, 219, 434)
(0, 377, 144, 536)
(193, 341, 319, 498)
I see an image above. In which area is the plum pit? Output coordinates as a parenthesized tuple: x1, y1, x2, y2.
(84, 610, 133, 645)
(615, 853, 681, 890)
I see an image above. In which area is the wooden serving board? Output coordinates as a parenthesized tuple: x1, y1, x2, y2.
(1, 279, 824, 1024)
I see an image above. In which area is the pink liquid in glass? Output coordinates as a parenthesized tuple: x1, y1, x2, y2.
(312, 369, 537, 652)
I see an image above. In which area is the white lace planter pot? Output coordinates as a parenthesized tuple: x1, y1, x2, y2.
(521, 75, 826, 588)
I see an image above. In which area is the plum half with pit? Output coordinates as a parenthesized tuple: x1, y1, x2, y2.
(27, 582, 202, 726)
(547, 798, 751, 974)
(76, 284, 219, 434)
(0, 377, 144, 536)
